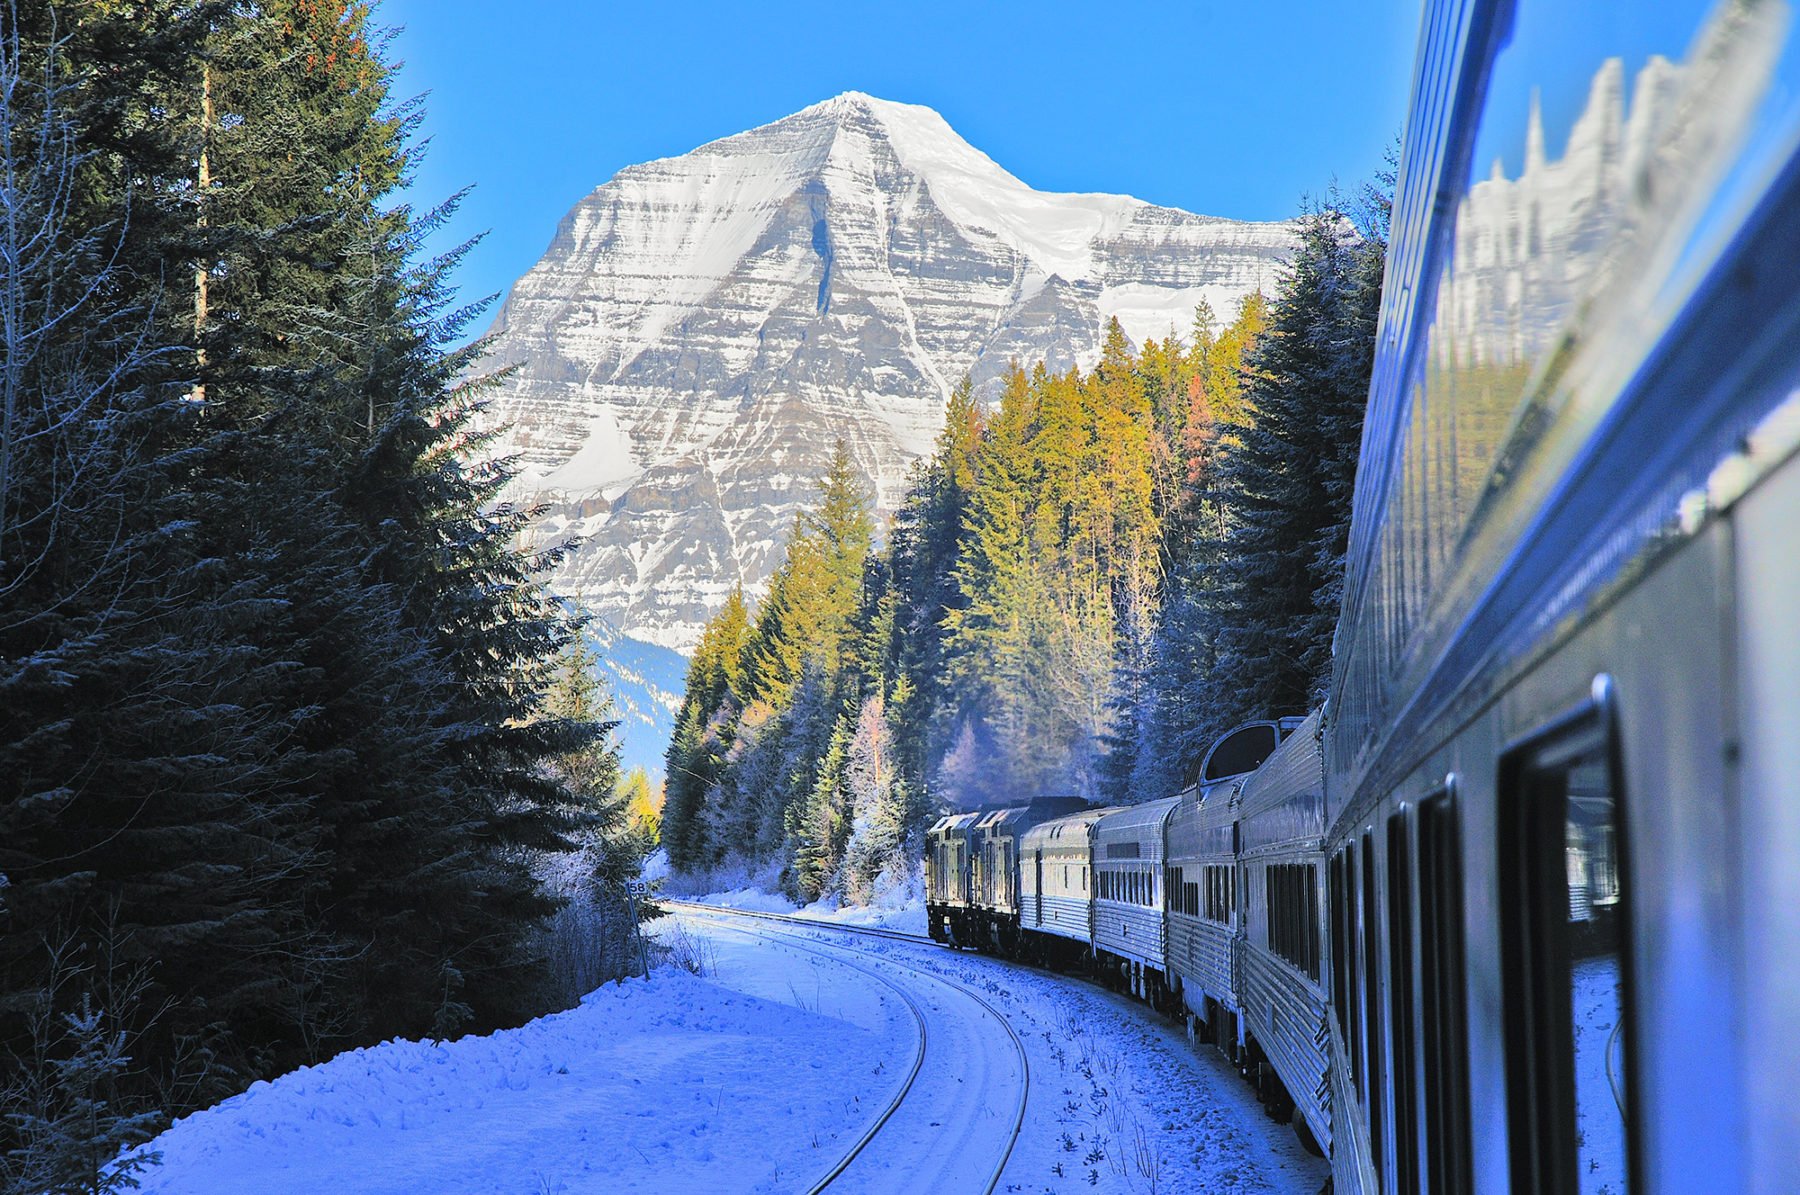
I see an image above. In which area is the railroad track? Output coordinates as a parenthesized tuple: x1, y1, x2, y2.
(671, 902, 1028, 1194)
(660, 899, 933, 947)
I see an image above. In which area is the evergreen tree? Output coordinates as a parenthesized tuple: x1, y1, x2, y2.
(741, 439, 873, 708)
(662, 589, 749, 869)
(1181, 191, 1387, 744)
(2, 0, 605, 1150)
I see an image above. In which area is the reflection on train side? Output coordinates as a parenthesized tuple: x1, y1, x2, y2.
(1331, 0, 1795, 792)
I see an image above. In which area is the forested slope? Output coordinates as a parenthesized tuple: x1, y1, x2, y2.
(664, 187, 1389, 900)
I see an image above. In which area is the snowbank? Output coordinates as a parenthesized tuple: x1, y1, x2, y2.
(137, 938, 905, 1195)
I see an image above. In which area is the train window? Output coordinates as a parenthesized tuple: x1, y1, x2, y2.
(1499, 681, 1634, 1195)
(1387, 810, 1419, 1195)
(1345, 842, 1363, 1097)
(1362, 828, 1384, 1189)
(1330, 850, 1351, 1049)
(1199, 722, 1281, 783)
(1419, 783, 1471, 1195)
(1265, 864, 1319, 980)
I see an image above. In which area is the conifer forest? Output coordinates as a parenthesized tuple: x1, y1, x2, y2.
(0, 5, 647, 1187)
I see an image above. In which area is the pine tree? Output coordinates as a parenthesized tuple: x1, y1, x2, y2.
(741, 439, 873, 708)
(4, 0, 606, 1138)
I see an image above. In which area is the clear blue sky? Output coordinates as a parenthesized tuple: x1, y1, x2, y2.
(378, 0, 1420, 317)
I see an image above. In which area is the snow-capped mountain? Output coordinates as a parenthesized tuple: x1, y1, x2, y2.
(481, 92, 1297, 653)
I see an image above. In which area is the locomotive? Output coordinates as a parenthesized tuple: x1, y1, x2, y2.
(928, 0, 1800, 1190)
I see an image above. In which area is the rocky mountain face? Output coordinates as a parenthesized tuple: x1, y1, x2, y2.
(479, 92, 1297, 654)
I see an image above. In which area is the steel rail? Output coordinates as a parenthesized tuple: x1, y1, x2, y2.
(671, 901, 1029, 1195)
(670, 906, 930, 1193)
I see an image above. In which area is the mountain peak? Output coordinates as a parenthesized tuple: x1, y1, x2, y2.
(483, 98, 1298, 652)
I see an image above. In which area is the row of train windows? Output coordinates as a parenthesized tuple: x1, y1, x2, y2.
(1327, 683, 1631, 1194)
(1097, 866, 1154, 907)
(1330, 789, 1470, 1195)
(1265, 862, 1320, 981)
(1162, 864, 1235, 922)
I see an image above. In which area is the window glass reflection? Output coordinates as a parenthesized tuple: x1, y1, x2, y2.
(1564, 758, 1628, 1195)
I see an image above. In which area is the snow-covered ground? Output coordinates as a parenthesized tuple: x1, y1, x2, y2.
(135, 910, 1324, 1194)
(682, 887, 927, 936)
(652, 852, 929, 935)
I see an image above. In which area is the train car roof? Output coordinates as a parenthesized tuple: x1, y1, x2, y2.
(926, 811, 983, 836)
(1094, 795, 1181, 839)
(972, 795, 1090, 833)
(1020, 806, 1117, 849)
(1238, 709, 1326, 850)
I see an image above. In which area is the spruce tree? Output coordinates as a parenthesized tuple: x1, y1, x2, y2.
(1184, 191, 1386, 742)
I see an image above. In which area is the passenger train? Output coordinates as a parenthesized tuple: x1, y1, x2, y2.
(925, 0, 1800, 1190)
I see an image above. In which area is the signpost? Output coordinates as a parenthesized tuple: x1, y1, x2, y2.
(625, 878, 650, 979)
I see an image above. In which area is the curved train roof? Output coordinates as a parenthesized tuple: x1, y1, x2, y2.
(1095, 795, 1181, 842)
(1021, 806, 1116, 851)
(1238, 708, 1326, 853)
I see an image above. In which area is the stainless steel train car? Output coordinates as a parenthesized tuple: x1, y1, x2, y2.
(1018, 806, 1111, 967)
(1236, 711, 1329, 1155)
(1164, 718, 1303, 1055)
(1313, 0, 1800, 1190)
(1164, 773, 1245, 1052)
(1091, 796, 1180, 1005)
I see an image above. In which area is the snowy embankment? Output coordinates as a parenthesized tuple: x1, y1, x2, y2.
(137, 910, 1324, 1194)
(684, 886, 927, 936)
(136, 925, 908, 1194)
(646, 849, 929, 935)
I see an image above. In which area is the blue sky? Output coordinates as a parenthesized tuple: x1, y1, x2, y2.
(378, 0, 1420, 318)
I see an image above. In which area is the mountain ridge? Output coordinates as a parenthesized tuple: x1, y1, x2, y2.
(480, 92, 1299, 653)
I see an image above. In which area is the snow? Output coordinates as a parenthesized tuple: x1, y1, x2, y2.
(1572, 953, 1629, 1195)
(532, 400, 639, 497)
(136, 927, 906, 1195)
(134, 911, 1324, 1194)
(841, 92, 1144, 283)
(681, 886, 928, 936)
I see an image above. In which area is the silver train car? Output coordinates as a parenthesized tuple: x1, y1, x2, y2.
(1091, 796, 1180, 1005)
(1236, 711, 1329, 1155)
(1164, 718, 1306, 1057)
(1018, 806, 1111, 967)
(1314, 0, 1800, 1190)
